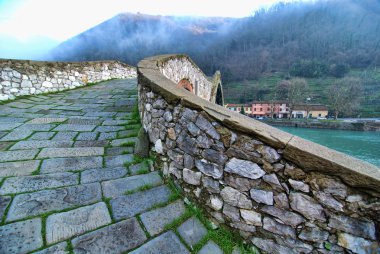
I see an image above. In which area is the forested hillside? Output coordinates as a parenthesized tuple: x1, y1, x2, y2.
(49, 0, 380, 117)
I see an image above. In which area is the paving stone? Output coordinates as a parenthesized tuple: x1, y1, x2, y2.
(198, 241, 223, 254)
(0, 129, 34, 141)
(111, 185, 171, 221)
(74, 140, 109, 147)
(98, 132, 117, 140)
(102, 171, 163, 198)
(177, 217, 208, 247)
(33, 242, 68, 254)
(129, 162, 149, 175)
(16, 124, 57, 131)
(46, 202, 111, 244)
(41, 156, 103, 173)
(129, 230, 190, 254)
(0, 195, 11, 219)
(140, 200, 186, 236)
(84, 112, 116, 117)
(0, 122, 22, 131)
(28, 132, 56, 140)
(76, 132, 97, 140)
(6, 183, 101, 222)
(104, 154, 133, 167)
(0, 218, 43, 254)
(67, 118, 103, 125)
(52, 131, 78, 140)
(110, 137, 137, 147)
(106, 146, 133, 155)
(26, 118, 67, 124)
(72, 218, 147, 254)
(0, 160, 40, 177)
(95, 125, 125, 132)
(0, 117, 28, 123)
(102, 119, 129, 125)
(0, 149, 38, 162)
(37, 147, 104, 159)
(81, 167, 128, 184)
(54, 124, 97, 132)
(10, 140, 73, 150)
(0, 172, 78, 195)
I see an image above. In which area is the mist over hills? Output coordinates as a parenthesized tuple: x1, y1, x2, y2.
(50, 0, 380, 82)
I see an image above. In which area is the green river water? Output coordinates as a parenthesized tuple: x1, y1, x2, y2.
(278, 127, 380, 167)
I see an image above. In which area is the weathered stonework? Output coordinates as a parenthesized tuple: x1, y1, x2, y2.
(0, 59, 136, 101)
(138, 54, 380, 254)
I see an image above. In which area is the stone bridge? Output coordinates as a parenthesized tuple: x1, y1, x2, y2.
(0, 56, 379, 254)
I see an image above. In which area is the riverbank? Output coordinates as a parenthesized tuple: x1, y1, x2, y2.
(262, 118, 380, 131)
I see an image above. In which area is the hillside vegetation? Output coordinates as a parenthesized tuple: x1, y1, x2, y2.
(49, 0, 380, 117)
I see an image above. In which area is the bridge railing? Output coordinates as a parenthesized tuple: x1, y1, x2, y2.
(138, 54, 379, 253)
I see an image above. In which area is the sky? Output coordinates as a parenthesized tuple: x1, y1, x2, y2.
(0, 0, 306, 59)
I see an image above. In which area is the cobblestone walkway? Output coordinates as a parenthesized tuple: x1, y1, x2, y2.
(0, 79, 222, 254)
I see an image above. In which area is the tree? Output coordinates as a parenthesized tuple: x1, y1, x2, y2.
(276, 78, 309, 118)
(240, 106, 246, 115)
(327, 77, 362, 119)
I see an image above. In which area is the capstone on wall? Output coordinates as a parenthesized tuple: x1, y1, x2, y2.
(0, 59, 136, 101)
(138, 55, 380, 254)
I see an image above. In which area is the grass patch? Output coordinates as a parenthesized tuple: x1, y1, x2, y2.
(120, 141, 136, 147)
(124, 183, 155, 195)
(124, 155, 145, 168)
(124, 124, 142, 130)
(66, 240, 74, 254)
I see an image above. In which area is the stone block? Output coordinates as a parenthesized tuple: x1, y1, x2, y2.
(10, 140, 73, 150)
(220, 186, 252, 209)
(111, 185, 171, 221)
(81, 167, 127, 184)
(289, 192, 325, 222)
(198, 241, 223, 254)
(177, 217, 207, 247)
(250, 189, 273, 205)
(72, 218, 147, 254)
(54, 124, 96, 131)
(0, 218, 43, 254)
(0, 160, 40, 177)
(129, 231, 190, 254)
(0, 172, 78, 195)
(37, 147, 104, 159)
(102, 171, 162, 198)
(104, 154, 133, 167)
(40, 156, 103, 173)
(183, 168, 201, 185)
(0, 149, 38, 162)
(46, 202, 111, 244)
(225, 158, 265, 179)
(6, 183, 101, 222)
(140, 200, 186, 236)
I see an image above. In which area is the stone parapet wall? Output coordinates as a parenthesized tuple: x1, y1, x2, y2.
(138, 54, 380, 254)
(0, 59, 136, 101)
(158, 54, 218, 102)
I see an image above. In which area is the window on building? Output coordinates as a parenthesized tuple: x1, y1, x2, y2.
(260, 108, 263, 111)
(319, 114, 321, 117)
(254, 108, 256, 111)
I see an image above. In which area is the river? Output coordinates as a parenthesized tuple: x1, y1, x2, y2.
(278, 127, 380, 167)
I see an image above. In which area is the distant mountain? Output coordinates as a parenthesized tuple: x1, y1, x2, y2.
(49, 13, 236, 68)
(50, 0, 380, 82)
